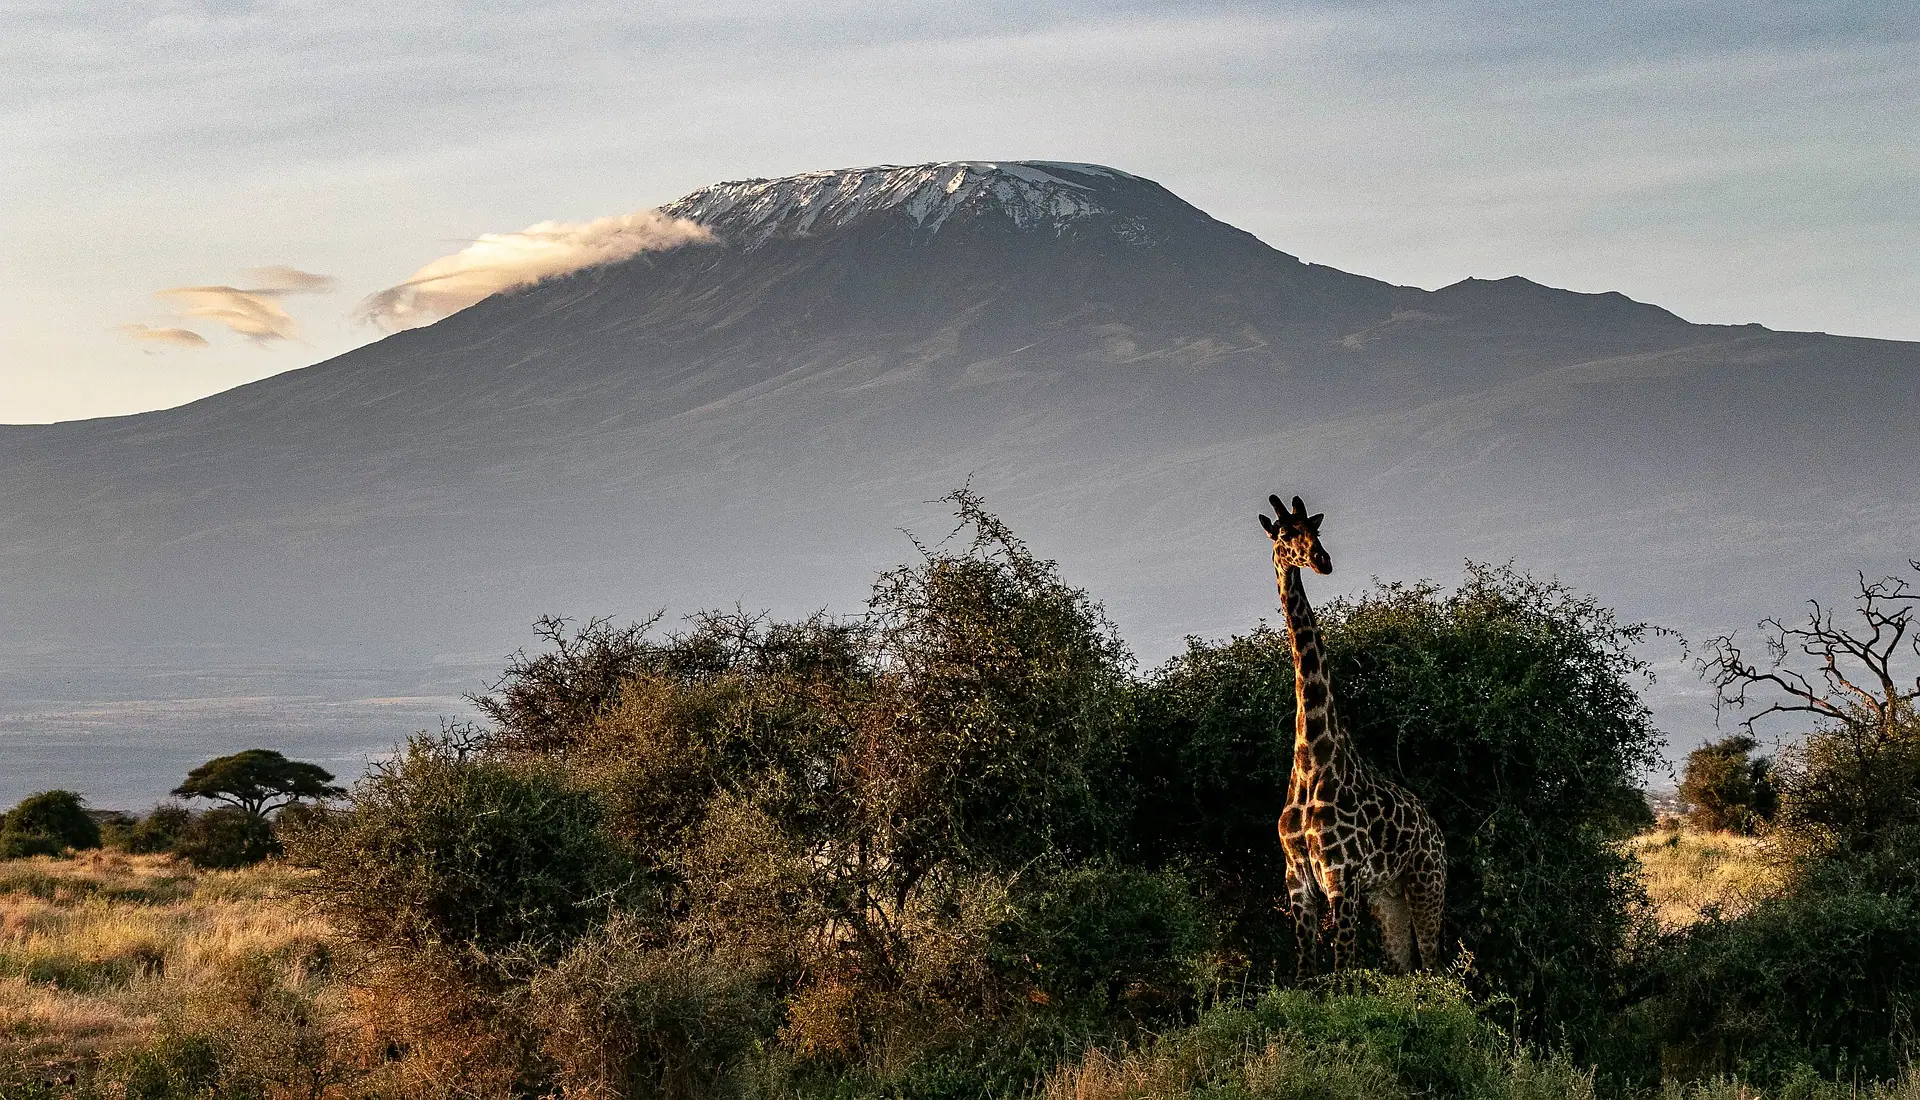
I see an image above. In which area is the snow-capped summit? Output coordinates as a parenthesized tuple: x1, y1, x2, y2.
(662, 161, 1178, 249)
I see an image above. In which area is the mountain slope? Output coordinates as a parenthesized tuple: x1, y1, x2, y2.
(2, 161, 1915, 800)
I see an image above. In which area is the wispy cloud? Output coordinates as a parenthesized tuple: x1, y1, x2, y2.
(149, 266, 336, 345)
(117, 323, 209, 349)
(245, 266, 337, 294)
(359, 210, 713, 332)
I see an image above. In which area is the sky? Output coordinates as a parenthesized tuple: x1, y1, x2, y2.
(3, 0, 1915, 425)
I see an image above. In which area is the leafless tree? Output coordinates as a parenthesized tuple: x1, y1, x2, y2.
(1700, 560, 1920, 851)
(1701, 561, 1919, 738)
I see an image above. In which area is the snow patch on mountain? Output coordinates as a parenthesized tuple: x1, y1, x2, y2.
(663, 161, 1148, 249)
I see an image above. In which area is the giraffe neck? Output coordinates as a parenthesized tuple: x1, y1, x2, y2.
(1280, 564, 1348, 789)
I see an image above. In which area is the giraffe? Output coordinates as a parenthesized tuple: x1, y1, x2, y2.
(1261, 493, 1446, 976)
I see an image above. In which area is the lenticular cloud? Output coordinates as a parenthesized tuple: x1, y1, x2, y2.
(147, 266, 338, 345)
(359, 209, 714, 332)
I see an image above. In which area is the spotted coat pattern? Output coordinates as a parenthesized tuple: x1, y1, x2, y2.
(1262, 495, 1447, 976)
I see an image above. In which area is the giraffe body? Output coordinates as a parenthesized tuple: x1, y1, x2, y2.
(1261, 495, 1446, 974)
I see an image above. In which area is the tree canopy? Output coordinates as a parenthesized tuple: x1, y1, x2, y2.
(173, 749, 344, 821)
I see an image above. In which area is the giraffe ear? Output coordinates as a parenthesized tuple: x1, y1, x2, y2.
(1308, 513, 1324, 532)
(1259, 513, 1277, 536)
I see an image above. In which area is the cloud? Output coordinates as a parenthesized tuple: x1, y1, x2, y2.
(245, 266, 337, 294)
(151, 266, 335, 344)
(359, 210, 714, 331)
(118, 323, 209, 348)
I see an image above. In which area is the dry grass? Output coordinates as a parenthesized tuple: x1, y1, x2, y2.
(0, 850, 333, 1075)
(1627, 821, 1787, 931)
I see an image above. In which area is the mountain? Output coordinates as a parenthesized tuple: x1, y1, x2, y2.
(3, 161, 1916, 802)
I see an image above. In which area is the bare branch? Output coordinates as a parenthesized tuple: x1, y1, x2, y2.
(1700, 561, 1920, 738)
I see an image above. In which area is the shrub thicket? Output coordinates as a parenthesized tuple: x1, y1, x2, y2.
(1646, 851, 1920, 1083)
(1678, 735, 1777, 834)
(1041, 972, 1594, 1100)
(1128, 567, 1664, 1051)
(1, 789, 103, 858)
(122, 803, 191, 855)
(1657, 562, 1920, 1085)
(174, 806, 279, 869)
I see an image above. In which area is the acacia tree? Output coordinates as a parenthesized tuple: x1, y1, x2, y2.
(173, 749, 345, 824)
(1701, 561, 1920, 853)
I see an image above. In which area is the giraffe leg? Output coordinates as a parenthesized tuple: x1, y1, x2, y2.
(1325, 893, 1360, 973)
(1407, 852, 1446, 971)
(1367, 880, 1414, 973)
(1285, 859, 1324, 983)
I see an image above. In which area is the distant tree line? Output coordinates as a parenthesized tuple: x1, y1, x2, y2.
(1, 748, 341, 868)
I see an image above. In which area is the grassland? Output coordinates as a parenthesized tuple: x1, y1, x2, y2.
(0, 850, 338, 1085)
(1626, 823, 1785, 931)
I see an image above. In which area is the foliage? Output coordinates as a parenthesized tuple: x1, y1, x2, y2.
(1322, 567, 1664, 1048)
(284, 734, 633, 979)
(171, 748, 344, 823)
(174, 807, 279, 869)
(1125, 627, 1300, 963)
(1678, 735, 1777, 834)
(1039, 972, 1595, 1100)
(1129, 566, 1665, 1049)
(1007, 866, 1217, 1012)
(115, 803, 193, 855)
(1772, 711, 1920, 861)
(1, 790, 102, 859)
(863, 488, 1134, 878)
(521, 914, 778, 1100)
(474, 612, 668, 754)
(1644, 863, 1920, 1084)
(1702, 561, 1920, 858)
(1639, 561, 1920, 1085)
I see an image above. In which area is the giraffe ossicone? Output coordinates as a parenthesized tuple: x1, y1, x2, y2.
(1262, 493, 1446, 976)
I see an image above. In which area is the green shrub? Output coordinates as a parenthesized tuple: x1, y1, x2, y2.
(1128, 566, 1663, 1051)
(174, 807, 278, 869)
(523, 915, 778, 1100)
(285, 734, 634, 977)
(1647, 846, 1920, 1084)
(1, 790, 102, 858)
(1774, 713, 1920, 861)
(1008, 866, 1216, 1011)
(1039, 973, 1594, 1100)
(121, 803, 194, 854)
(1679, 735, 1777, 834)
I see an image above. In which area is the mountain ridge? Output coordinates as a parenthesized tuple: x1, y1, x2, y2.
(2, 161, 1915, 801)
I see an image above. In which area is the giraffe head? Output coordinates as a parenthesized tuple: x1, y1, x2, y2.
(1259, 494, 1332, 575)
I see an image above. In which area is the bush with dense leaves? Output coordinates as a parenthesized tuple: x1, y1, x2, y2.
(174, 806, 279, 869)
(1646, 848, 1920, 1083)
(1040, 972, 1594, 1100)
(1005, 865, 1217, 1011)
(1128, 566, 1664, 1051)
(287, 736, 633, 977)
(0, 789, 102, 858)
(296, 501, 1693, 1094)
(1679, 735, 1777, 834)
